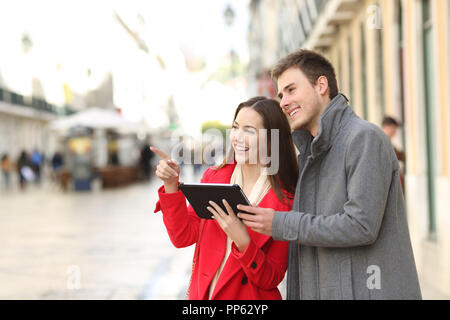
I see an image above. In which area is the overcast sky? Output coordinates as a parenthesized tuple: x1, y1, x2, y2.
(0, 0, 251, 132)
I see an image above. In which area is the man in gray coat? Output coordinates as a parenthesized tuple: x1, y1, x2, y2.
(238, 50, 422, 300)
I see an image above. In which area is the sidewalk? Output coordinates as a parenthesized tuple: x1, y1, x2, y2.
(0, 176, 194, 300)
(419, 276, 450, 300)
(1, 167, 445, 300)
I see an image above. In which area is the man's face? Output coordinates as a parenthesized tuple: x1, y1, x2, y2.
(277, 67, 325, 134)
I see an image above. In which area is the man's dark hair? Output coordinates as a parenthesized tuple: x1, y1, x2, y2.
(382, 116, 400, 127)
(271, 49, 339, 100)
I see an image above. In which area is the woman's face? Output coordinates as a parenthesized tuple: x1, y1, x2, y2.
(230, 107, 265, 165)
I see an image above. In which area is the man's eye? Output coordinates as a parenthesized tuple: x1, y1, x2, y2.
(288, 87, 295, 93)
(231, 125, 238, 129)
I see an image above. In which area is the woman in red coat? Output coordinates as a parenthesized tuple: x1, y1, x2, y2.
(153, 97, 298, 300)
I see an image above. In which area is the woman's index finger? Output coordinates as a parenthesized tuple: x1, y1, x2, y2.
(150, 146, 169, 160)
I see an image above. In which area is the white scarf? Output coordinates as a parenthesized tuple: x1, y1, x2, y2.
(208, 164, 271, 299)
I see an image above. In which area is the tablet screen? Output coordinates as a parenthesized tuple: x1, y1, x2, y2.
(179, 183, 251, 219)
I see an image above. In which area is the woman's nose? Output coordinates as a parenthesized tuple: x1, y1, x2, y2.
(233, 129, 245, 143)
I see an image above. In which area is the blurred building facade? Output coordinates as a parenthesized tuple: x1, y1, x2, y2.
(0, 32, 113, 161)
(248, 0, 450, 297)
(0, 3, 177, 164)
(0, 87, 59, 162)
(0, 69, 73, 162)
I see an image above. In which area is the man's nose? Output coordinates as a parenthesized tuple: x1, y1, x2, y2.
(280, 96, 290, 111)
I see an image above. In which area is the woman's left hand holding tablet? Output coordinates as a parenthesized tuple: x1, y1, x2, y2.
(150, 146, 180, 193)
(207, 199, 250, 253)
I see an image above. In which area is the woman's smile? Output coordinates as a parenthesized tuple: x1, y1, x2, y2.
(234, 145, 249, 153)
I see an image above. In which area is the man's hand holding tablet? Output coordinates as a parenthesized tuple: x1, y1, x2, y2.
(237, 205, 275, 237)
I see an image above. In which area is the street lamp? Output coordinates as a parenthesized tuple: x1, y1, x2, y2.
(223, 4, 239, 78)
(223, 4, 235, 27)
(21, 33, 33, 54)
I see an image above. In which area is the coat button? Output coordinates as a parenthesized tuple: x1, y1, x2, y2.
(241, 275, 248, 285)
(251, 262, 257, 269)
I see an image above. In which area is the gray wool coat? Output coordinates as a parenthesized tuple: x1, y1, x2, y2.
(272, 94, 422, 300)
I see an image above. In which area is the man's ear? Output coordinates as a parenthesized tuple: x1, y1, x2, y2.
(315, 75, 329, 97)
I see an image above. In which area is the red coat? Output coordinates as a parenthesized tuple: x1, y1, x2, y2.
(154, 164, 291, 300)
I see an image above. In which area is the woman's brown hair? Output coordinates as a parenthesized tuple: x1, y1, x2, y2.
(215, 96, 298, 203)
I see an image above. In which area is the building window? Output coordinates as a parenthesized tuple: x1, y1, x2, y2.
(299, 2, 312, 36)
(376, 26, 385, 119)
(315, 0, 326, 12)
(360, 22, 369, 120)
(297, 12, 307, 44)
(348, 35, 354, 104)
(10, 92, 24, 106)
(446, 0, 450, 182)
(306, 0, 318, 22)
(422, 0, 437, 238)
(338, 47, 343, 93)
(397, 0, 407, 175)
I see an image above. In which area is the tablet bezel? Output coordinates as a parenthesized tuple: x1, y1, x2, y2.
(179, 183, 251, 219)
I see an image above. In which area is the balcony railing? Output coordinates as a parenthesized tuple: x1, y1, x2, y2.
(297, 0, 360, 49)
(0, 87, 75, 116)
(296, 0, 328, 45)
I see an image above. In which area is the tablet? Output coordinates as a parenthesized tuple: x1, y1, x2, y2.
(179, 183, 251, 219)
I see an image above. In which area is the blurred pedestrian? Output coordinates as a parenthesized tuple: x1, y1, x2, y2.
(17, 151, 33, 190)
(51, 151, 64, 172)
(175, 136, 186, 176)
(31, 149, 43, 184)
(51, 151, 64, 182)
(152, 97, 298, 300)
(51, 151, 69, 190)
(382, 116, 406, 161)
(382, 116, 406, 192)
(140, 140, 154, 180)
(107, 135, 120, 166)
(192, 146, 203, 177)
(1, 154, 13, 191)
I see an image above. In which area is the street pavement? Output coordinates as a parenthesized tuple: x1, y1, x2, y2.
(0, 172, 194, 300)
(0, 167, 445, 300)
